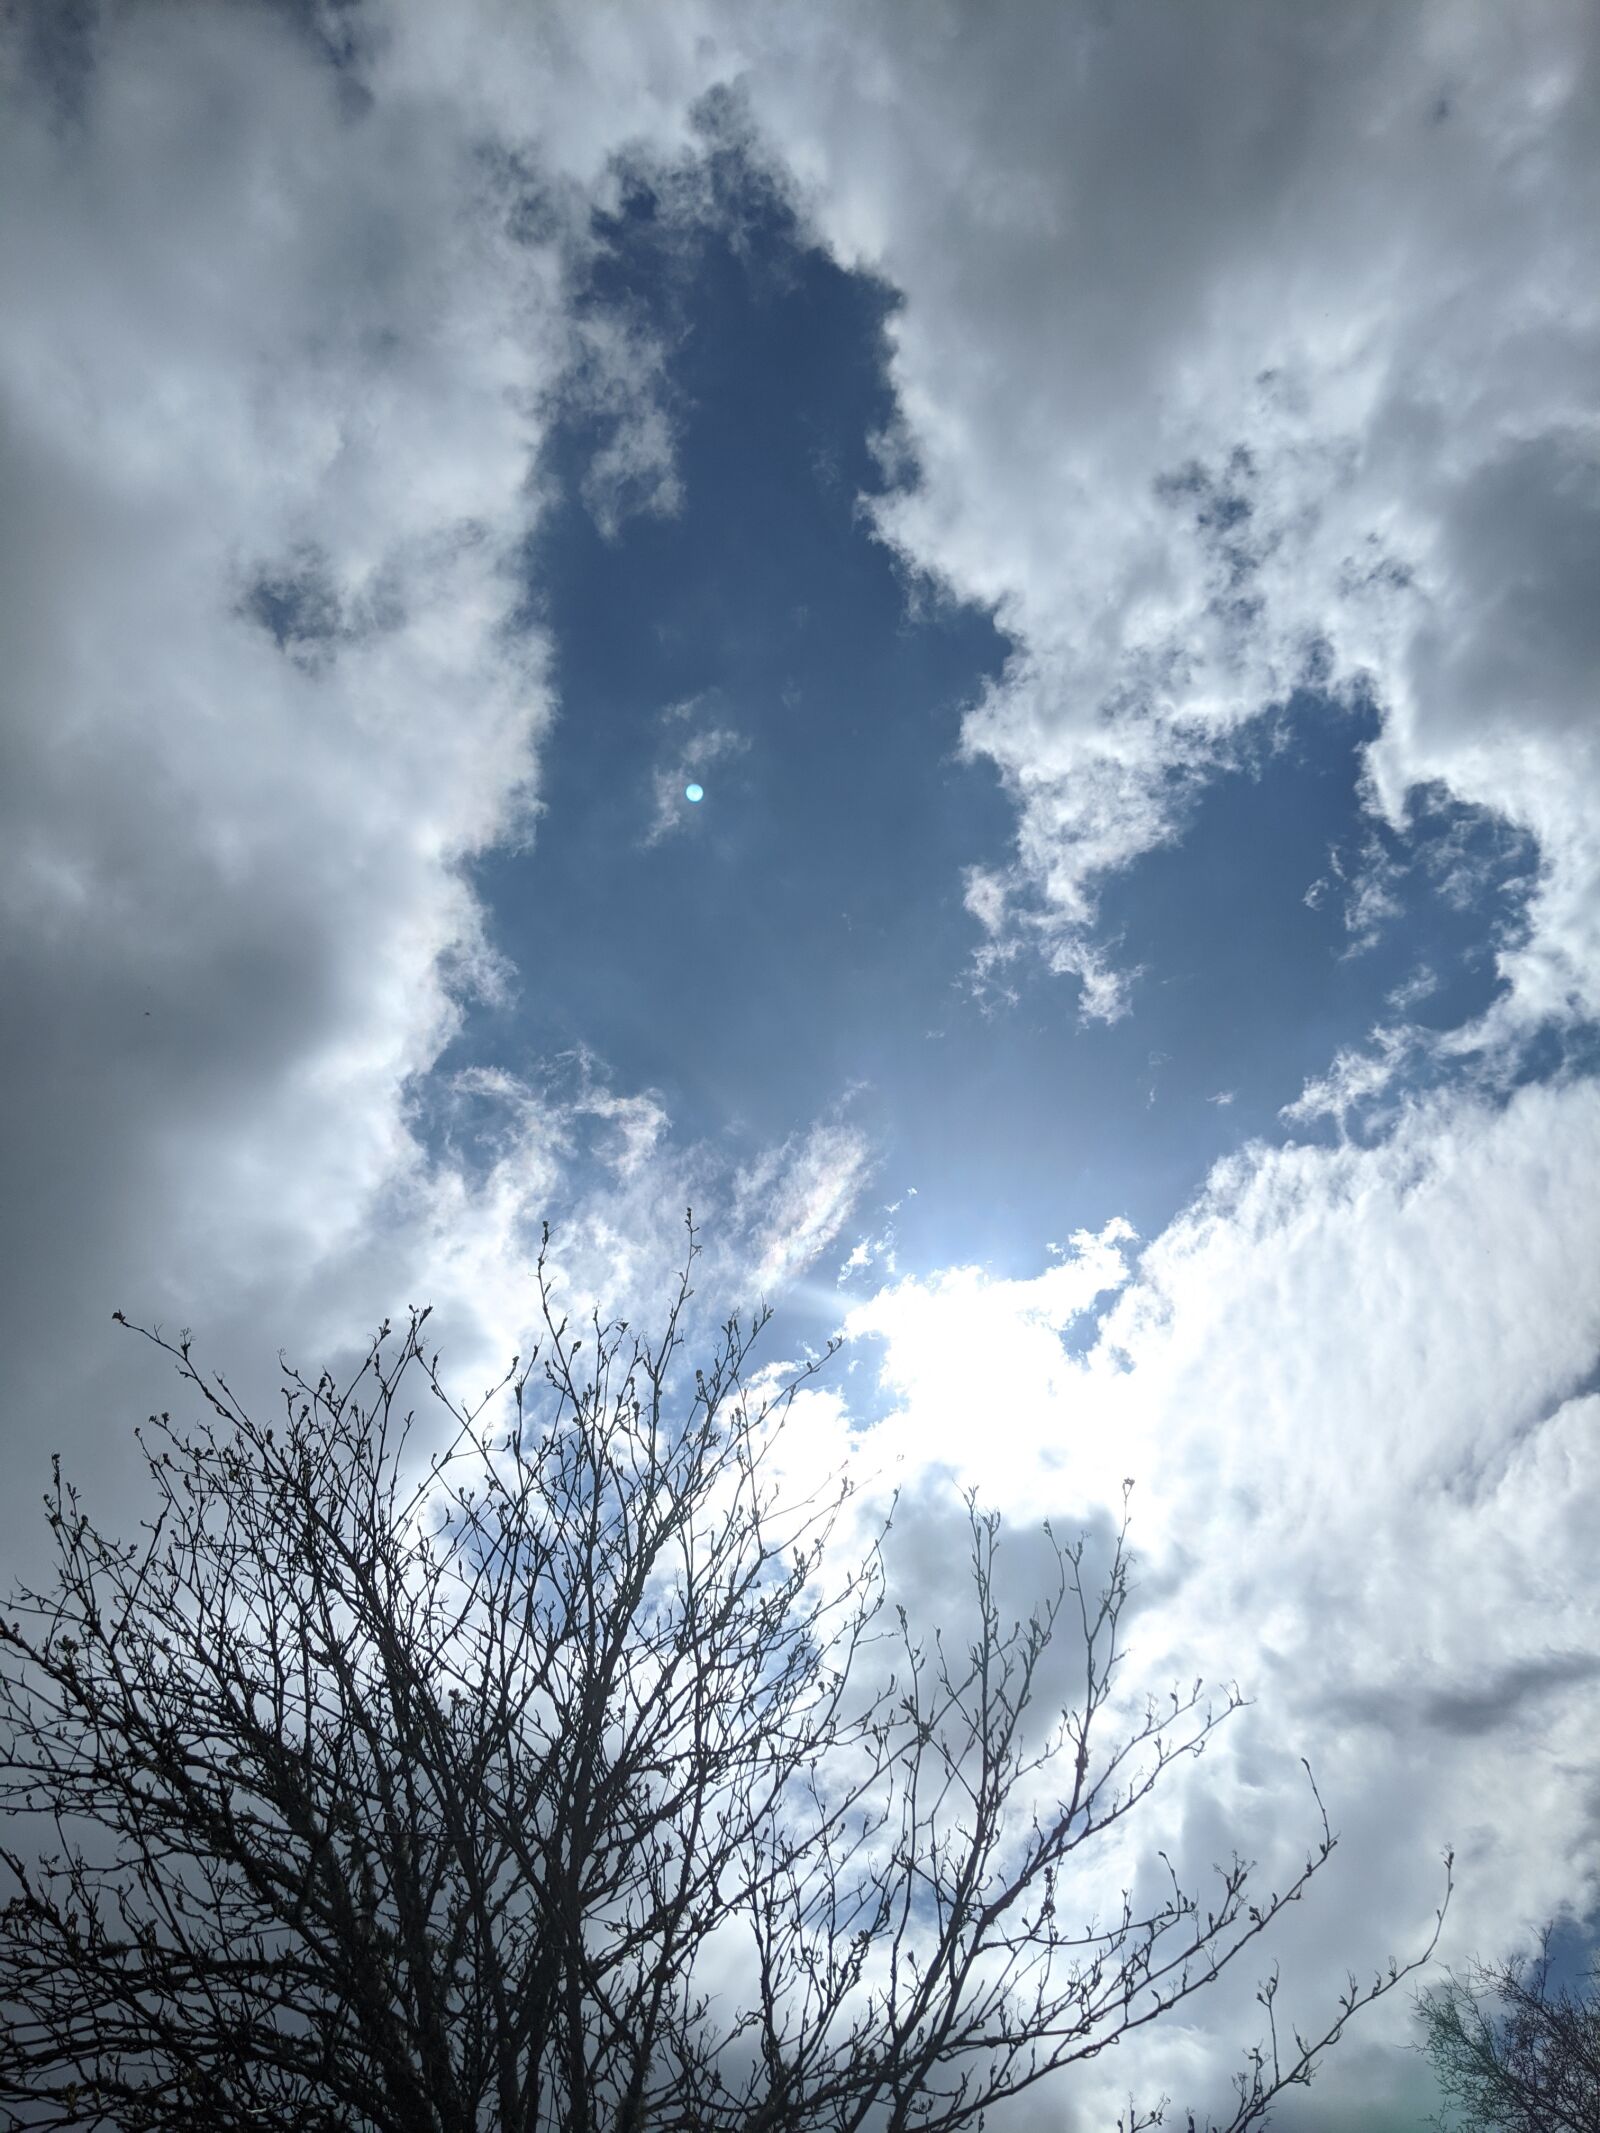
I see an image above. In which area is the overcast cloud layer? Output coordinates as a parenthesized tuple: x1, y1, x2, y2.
(2, 4, 1596, 2126)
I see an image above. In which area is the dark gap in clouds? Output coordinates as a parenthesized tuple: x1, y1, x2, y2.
(241, 542, 410, 666)
(1415, 1344, 1600, 1540)
(1502, 1017, 1600, 1088)
(1424, 1649, 1600, 1740)
(258, 0, 374, 98)
(1540, 1909, 1600, 2002)
(1093, 696, 1543, 1137)
(1153, 442, 1262, 603)
(1408, 778, 1540, 934)
(1482, 1343, 1600, 1491)
(244, 549, 343, 658)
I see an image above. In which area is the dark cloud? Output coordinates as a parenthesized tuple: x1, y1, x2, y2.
(1336, 1649, 1600, 1742)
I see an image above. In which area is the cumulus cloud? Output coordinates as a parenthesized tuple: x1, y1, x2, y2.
(702, 1, 1600, 1041)
(4, 9, 1596, 2122)
(338, 2, 1600, 1052)
(841, 1222, 1137, 1490)
(837, 1078, 1600, 2124)
(0, 2, 571, 1538)
(0, 1, 836, 1576)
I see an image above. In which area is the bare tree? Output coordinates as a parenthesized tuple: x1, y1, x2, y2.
(1, 1222, 1447, 2133)
(1417, 1929, 1600, 2132)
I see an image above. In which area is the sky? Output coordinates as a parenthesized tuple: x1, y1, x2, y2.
(1, 2, 1597, 2125)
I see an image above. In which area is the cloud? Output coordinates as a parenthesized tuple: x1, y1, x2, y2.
(4, 11, 1595, 2121)
(711, 2, 1600, 1041)
(0, 0, 567, 1483)
(0, 3, 897, 1582)
(841, 1222, 1137, 1492)
(336, 3, 1600, 1042)
(1386, 964, 1441, 1014)
(644, 717, 750, 845)
(1278, 1023, 1419, 1135)
(1334, 836, 1409, 959)
(0, 1, 749, 1578)
(565, 309, 686, 538)
(1338, 1646, 1600, 1743)
(837, 1076, 1600, 2123)
(733, 1117, 878, 1300)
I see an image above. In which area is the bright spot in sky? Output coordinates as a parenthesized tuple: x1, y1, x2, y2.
(684, 782, 704, 803)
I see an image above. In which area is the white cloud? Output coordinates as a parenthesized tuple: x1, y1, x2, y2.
(644, 721, 750, 845)
(838, 1077, 1600, 2123)
(1334, 835, 1409, 958)
(709, 2, 1600, 1039)
(331, 0, 1600, 1041)
(734, 1118, 878, 1300)
(842, 1222, 1136, 1497)
(0, 1, 818, 1582)
(0, 2, 576, 1507)
(4, 10, 1596, 2122)
(566, 310, 686, 538)
(1278, 1023, 1418, 1135)
(1386, 964, 1440, 1014)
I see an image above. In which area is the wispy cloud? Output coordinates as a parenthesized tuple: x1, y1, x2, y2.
(644, 719, 750, 845)
(1279, 1025, 1418, 1137)
(734, 1117, 877, 1300)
